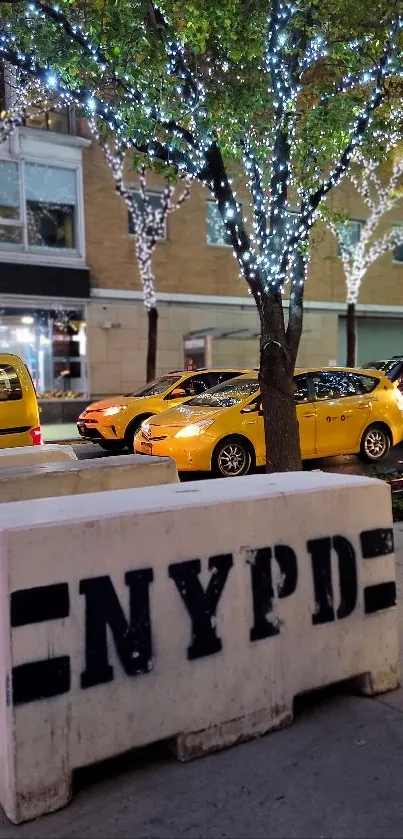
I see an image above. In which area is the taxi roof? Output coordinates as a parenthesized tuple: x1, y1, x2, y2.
(168, 368, 253, 375)
(234, 366, 384, 379)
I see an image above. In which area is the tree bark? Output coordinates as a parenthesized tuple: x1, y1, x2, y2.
(146, 306, 158, 382)
(258, 293, 302, 473)
(346, 302, 356, 367)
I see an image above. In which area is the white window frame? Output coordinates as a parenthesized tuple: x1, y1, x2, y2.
(127, 188, 167, 242)
(0, 130, 87, 268)
(206, 200, 232, 248)
(392, 223, 403, 265)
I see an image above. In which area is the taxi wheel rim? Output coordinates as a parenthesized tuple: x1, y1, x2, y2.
(364, 429, 387, 459)
(218, 443, 250, 476)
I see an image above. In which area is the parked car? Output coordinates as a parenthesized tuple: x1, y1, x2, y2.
(134, 367, 403, 476)
(362, 357, 403, 392)
(77, 368, 251, 452)
(0, 353, 41, 448)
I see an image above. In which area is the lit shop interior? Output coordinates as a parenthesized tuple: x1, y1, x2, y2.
(0, 307, 87, 398)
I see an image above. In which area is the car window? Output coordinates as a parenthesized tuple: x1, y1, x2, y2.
(354, 374, 379, 394)
(188, 378, 259, 408)
(0, 364, 22, 402)
(208, 371, 241, 388)
(128, 375, 181, 397)
(311, 371, 359, 400)
(362, 359, 402, 380)
(293, 374, 310, 403)
(180, 373, 214, 397)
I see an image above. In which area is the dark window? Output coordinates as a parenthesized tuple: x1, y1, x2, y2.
(207, 371, 242, 388)
(128, 191, 166, 240)
(206, 201, 230, 246)
(393, 230, 403, 263)
(180, 373, 214, 397)
(293, 374, 309, 403)
(188, 378, 259, 408)
(129, 375, 181, 397)
(0, 364, 22, 401)
(311, 371, 359, 400)
(353, 374, 379, 394)
(336, 220, 362, 256)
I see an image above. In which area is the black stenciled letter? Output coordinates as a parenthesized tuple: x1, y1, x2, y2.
(249, 545, 298, 641)
(308, 535, 357, 625)
(168, 554, 233, 660)
(80, 569, 153, 689)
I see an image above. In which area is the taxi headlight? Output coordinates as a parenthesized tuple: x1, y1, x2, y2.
(101, 405, 127, 416)
(174, 420, 215, 439)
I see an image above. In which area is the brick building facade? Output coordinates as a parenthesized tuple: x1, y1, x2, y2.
(0, 120, 402, 401)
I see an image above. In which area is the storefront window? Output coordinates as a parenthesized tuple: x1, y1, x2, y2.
(0, 160, 79, 255)
(0, 307, 87, 397)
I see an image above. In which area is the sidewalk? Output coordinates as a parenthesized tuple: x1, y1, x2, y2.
(0, 530, 402, 838)
(42, 423, 81, 443)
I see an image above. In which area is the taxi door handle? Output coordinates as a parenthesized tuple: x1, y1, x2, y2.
(301, 412, 315, 418)
(357, 403, 371, 409)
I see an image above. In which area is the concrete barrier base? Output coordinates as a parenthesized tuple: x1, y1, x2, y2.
(0, 444, 77, 468)
(173, 704, 294, 761)
(0, 472, 398, 823)
(0, 453, 178, 502)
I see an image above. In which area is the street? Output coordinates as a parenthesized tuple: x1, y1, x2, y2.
(74, 440, 403, 480)
(0, 535, 401, 839)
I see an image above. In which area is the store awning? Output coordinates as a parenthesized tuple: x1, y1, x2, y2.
(0, 262, 90, 299)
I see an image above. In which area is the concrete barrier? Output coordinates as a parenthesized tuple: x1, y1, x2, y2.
(0, 454, 178, 502)
(0, 471, 398, 823)
(0, 444, 77, 468)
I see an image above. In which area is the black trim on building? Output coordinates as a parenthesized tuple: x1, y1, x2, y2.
(0, 262, 90, 299)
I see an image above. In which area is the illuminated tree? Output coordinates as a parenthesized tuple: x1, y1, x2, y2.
(90, 123, 191, 382)
(328, 151, 403, 366)
(1, 0, 403, 471)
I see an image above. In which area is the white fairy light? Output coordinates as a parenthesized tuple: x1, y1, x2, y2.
(327, 148, 403, 306)
(0, 0, 401, 348)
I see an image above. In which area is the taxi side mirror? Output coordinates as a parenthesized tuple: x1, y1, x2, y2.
(170, 388, 186, 399)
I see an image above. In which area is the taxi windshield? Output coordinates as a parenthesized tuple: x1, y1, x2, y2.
(188, 379, 259, 408)
(127, 375, 181, 397)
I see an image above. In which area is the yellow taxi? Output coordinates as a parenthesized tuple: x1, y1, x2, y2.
(134, 367, 403, 476)
(0, 353, 41, 448)
(77, 368, 250, 452)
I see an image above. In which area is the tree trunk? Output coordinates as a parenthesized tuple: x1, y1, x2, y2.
(146, 306, 158, 382)
(258, 294, 302, 473)
(346, 302, 356, 367)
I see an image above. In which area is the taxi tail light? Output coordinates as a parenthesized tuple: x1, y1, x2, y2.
(30, 426, 43, 446)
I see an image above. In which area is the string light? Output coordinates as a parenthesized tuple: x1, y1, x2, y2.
(0, 0, 401, 332)
(328, 148, 403, 306)
(89, 117, 191, 314)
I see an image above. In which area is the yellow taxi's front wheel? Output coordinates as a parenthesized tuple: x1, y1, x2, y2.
(99, 441, 125, 453)
(359, 423, 391, 463)
(124, 415, 153, 453)
(212, 436, 255, 478)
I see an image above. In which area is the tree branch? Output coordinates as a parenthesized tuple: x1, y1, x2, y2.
(306, 25, 401, 216)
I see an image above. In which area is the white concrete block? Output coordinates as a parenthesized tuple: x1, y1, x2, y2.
(0, 472, 398, 823)
(0, 454, 178, 502)
(0, 445, 77, 468)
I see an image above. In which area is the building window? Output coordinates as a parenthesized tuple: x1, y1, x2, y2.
(128, 191, 167, 241)
(0, 159, 79, 256)
(393, 227, 403, 263)
(0, 64, 73, 134)
(206, 201, 231, 247)
(336, 220, 362, 256)
(0, 306, 87, 397)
